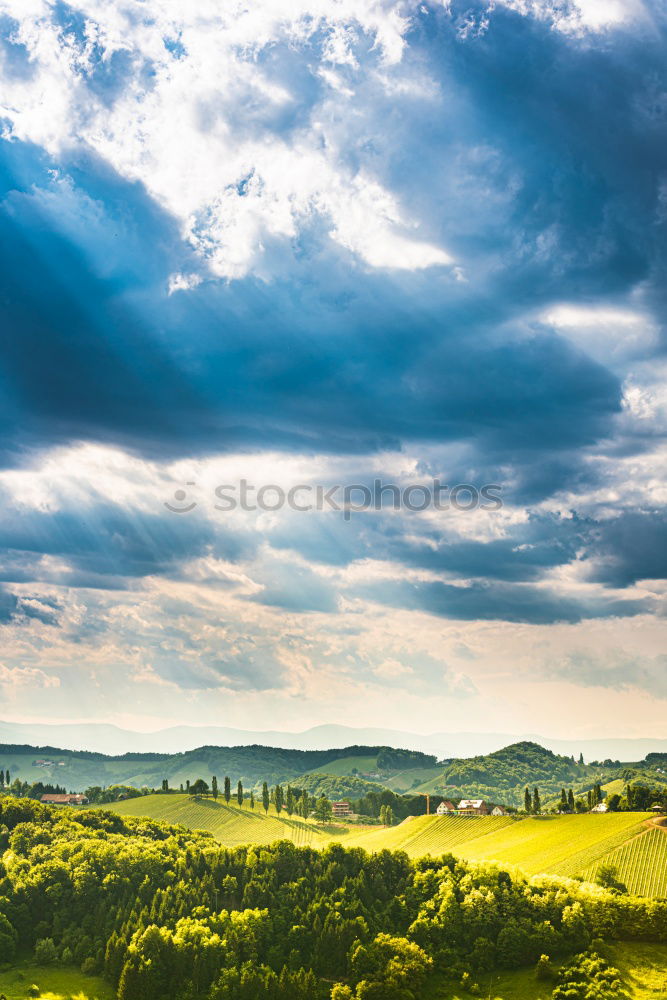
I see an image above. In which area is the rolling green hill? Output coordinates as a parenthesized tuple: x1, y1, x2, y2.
(584, 825, 667, 898)
(105, 793, 331, 847)
(95, 794, 665, 897)
(440, 740, 613, 807)
(0, 741, 436, 792)
(3, 738, 666, 818)
(344, 812, 653, 875)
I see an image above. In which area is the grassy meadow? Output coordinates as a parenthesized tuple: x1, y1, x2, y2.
(424, 942, 667, 999)
(0, 964, 114, 1000)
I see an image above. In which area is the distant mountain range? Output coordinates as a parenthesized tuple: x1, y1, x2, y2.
(0, 718, 665, 762)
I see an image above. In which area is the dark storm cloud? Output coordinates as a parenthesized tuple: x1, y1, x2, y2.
(0, 131, 623, 470)
(0, 1, 666, 631)
(587, 510, 667, 587)
(359, 577, 652, 625)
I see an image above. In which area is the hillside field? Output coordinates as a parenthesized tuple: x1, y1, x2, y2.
(583, 826, 667, 898)
(345, 811, 654, 875)
(103, 793, 333, 847)
(97, 796, 665, 897)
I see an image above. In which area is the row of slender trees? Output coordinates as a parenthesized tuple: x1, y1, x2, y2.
(166, 776, 337, 823)
(524, 784, 606, 815)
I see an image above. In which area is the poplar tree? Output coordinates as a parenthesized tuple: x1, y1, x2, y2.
(286, 786, 295, 816)
(262, 782, 270, 814)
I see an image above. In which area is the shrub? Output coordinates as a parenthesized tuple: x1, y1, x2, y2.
(34, 938, 57, 964)
(553, 951, 628, 1000)
(27, 986, 40, 997)
(81, 956, 97, 975)
(535, 954, 554, 981)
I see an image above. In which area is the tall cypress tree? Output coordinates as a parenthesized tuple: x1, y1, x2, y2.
(262, 782, 270, 814)
(286, 786, 294, 816)
(211, 776, 218, 800)
(224, 776, 231, 804)
(524, 787, 532, 813)
(237, 780, 243, 807)
(568, 788, 575, 812)
(560, 788, 567, 811)
(533, 787, 541, 814)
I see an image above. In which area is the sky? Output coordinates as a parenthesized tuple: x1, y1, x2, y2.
(0, 0, 665, 742)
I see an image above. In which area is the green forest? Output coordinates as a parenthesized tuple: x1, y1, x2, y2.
(0, 795, 665, 1000)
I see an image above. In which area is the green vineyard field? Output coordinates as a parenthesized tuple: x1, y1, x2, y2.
(584, 827, 667, 898)
(100, 797, 665, 898)
(106, 794, 329, 847)
(347, 814, 516, 855)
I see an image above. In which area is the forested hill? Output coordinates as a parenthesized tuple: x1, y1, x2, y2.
(443, 742, 587, 788)
(0, 741, 437, 792)
(2, 737, 665, 802)
(440, 741, 627, 807)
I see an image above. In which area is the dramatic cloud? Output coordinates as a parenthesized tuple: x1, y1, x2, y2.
(0, 0, 665, 734)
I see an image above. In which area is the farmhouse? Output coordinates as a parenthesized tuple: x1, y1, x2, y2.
(491, 805, 509, 816)
(331, 800, 352, 818)
(591, 802, 608, 813)
(41, 793, 88, 806)
(436, 800, 456, 815)
(457, 799, 489, 815)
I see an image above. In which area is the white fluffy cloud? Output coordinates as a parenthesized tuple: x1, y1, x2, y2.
(0, 0, 455, 277)
(0, 663, 60, 689)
